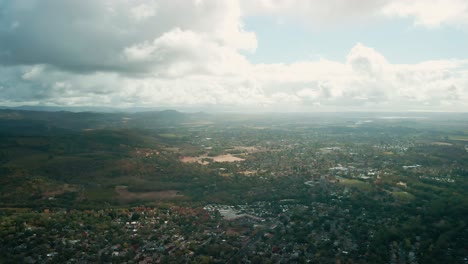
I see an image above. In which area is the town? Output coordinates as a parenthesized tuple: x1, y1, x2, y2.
(0, 110, 467, 263)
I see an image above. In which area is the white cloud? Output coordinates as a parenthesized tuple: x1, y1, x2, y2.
(2, 42, 468, 111)
(130, 2, 158, 21)
(21, 65, 45, 80)
(0, 1, 467, 111)
(122, 28, 252, 77)
(241, 0, 468, 28)
(240, 0, 388, 26)
(0, 0, 256, 72)
(382, 0, 468, 28)
(346, 43, 388, 77)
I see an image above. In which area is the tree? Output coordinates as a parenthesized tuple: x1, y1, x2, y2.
(131, 213, 140, 221)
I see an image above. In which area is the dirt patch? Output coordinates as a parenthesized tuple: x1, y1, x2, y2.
(240, 170, 257, 176)
(132, 148, 160, 158)
(180, 156, 210, 165)
(181, 153, 244, 164)
(42, 184, 80, 198)
(431, 142, 453, 146)
(211, 154, 245, 162)
(181, 156, 201, 163)
(115, 186, 185, 202)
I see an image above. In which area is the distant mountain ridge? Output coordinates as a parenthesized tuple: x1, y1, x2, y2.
(0, 105, 174, 113)
(0, 108, 211, 132)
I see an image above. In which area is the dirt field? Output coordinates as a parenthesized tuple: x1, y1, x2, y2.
(211, 154, 245, 162)
(42, 184, 80, 198)
(240, 170, 257, 176)
(180, 153, 244, 164)
(431, 142, 453, 146)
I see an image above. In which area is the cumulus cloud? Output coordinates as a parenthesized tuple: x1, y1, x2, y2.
(0, 0, 467, 111)
(122, 28, 252, 77)
(240, 0, 389, 26)
(382, 0, 468, 28)
(250, 44, 468, 111)
(0, 0, 256, 73)
(240, 0, 468, 28)
(2, 42, 467, 111)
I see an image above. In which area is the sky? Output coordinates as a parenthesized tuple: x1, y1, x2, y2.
(0, 0, 468, 112)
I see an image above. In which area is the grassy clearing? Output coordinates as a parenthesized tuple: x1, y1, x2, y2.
(5, 153, 50, 168)
(159, 133, 184, 139)
(338, 178, 373, 191)
(448, 135, 468, 141)
(392, 191, 415, 201)
(84, 188, 116, 201)
(115, 186, 186, 203)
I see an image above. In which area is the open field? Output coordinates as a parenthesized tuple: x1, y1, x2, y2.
(448, 135, 468, 141)
(115, 186, 186, 203)
(337, 178, 373, 191)
(180, 153, 245, 164)
(392, 191, 415, 201)
(431, 142, 453, 146)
